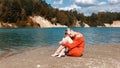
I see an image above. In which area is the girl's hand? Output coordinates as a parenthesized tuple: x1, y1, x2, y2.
(59, 41, 66, 45)
(59, 41, 62, 44)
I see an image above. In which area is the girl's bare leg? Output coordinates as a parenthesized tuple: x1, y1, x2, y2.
(51, 36, 73, 57)
(57, 47, 66, 57)
(56, 37, 73, 57)
(57, 36, 73, 57)
(51, 45, 65, 57)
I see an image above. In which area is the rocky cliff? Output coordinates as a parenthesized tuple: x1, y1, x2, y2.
(0, 16, 120, 28)
(29, 16, 67, 28)
(104, 21, 120, 27)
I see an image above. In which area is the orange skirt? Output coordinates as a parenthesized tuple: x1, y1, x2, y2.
(67, 47, 84, 57)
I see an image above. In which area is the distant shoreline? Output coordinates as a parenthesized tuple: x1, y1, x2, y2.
(0, 16, 120, 28)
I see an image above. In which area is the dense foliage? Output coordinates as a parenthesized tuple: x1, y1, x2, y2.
(0, 0, 120, 27)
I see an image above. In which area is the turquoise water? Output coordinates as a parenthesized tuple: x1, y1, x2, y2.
(0, 28, 120, 52)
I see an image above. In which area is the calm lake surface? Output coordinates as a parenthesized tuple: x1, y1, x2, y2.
(0, 27, 120, 52)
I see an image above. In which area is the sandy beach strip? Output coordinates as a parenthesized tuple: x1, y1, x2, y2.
(0, 44, 120, 68)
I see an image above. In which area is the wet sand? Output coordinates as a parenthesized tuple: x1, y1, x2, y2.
(0, 44, 120, 68)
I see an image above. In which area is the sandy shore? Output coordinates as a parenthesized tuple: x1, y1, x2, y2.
(0, 44, 120, 68)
